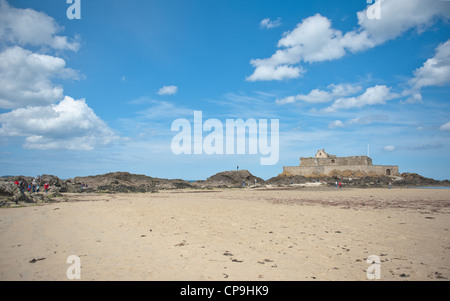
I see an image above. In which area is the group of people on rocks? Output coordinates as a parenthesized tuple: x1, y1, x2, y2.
(80, 182, 89, 191)
(14, 175, 50, 194)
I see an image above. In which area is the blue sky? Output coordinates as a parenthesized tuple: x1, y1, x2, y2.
(0, 0, 450, 180)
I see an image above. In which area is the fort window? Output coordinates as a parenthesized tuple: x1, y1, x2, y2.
(331, 159, 335, 164)
(386, 169, 391, 176)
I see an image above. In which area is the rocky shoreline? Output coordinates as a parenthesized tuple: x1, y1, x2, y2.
(1, 170, 449, 207)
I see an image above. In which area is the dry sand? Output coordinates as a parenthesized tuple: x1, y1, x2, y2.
(0, 187, 449, 281)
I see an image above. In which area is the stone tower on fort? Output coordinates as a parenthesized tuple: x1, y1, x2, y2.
(283, 149, 399, 177)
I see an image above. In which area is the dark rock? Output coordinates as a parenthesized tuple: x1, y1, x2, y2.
(0, 180, 33, 206)
(194, 170, 264, 188)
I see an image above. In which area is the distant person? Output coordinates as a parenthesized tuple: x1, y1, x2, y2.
(32, 178, 36, 193)
(44, 183, 49, 194)
(242, 181, 245, 188)
(14, 180, 19, 186)
(339, 182, 342, 189)
(335, 181, 338, 189)
(389, 182, 392, 189)
(19, 180, 24, 193)
(237, 165, 239, 170)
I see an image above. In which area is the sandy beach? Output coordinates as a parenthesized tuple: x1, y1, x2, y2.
(0, 187, 449, 281)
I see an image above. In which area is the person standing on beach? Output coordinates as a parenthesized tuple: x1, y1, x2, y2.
(389, 182, 392, 189)
(339, 182, 342, 189)
(44, 182, 49, 194)
(335, 181, 338, 189)
(32, 178, 36, 193)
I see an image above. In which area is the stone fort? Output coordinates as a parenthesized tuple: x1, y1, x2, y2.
(283, 149, 399, 177)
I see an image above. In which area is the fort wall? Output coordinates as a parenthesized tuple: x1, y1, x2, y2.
(283, 165, 399, 177)
(299, 156, 373, 167)
(283, 149, 399, 177)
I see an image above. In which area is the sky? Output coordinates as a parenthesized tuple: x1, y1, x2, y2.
(0, 0, 450, 180)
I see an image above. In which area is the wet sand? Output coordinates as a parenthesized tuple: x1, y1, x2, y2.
(0, 188, 449, 281)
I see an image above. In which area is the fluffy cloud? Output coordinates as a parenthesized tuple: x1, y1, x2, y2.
(0, 1, 116, 152)
(277, 14, 347, 63)
(401, 39, 450, 103)
(328, 120, 344, 129)
(246, 64, 303, 82)
(276, 83, 362, 104)
(328, 114, 389, 129)
(260, 18, 282, 29)
(440, 122, 450, 132)
(0, 0, 80, 51)
(157, 85, 178, 95)
(410, 39, 450, 90)
(0, 46, 79, 109)
(323, 85, 399, 112)
(357, 0, 450, 45)
(248, 14, 344, 81)
(0, 96, 118, 150)
(247, 0, 450, 81)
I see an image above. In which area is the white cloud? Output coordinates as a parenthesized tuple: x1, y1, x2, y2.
(383, 143, 443, 152)
(357, 0, 450, 45)
(277, 14, 346, 63)
(401, 39, 450, 103)
(328, 120, 344, 129)
(440, 122, 450, 132)
(0, 46, 80, 109)
(248, 14, 345, 81)
(276, 83, 362, 104)
(347, 114, 389, 125)
(0, 0, 80, 51)
(137, 100, 192, 120)
(246, 64, 303, 81)
(0, 96, 118, 150)
(323, 85, 399, 112)
(157, 85, 178, 95)
(383, 145, 396, 152)
(247, 0, 450, 81)
(410, 39, 450, 90)
(275, 95, 296, 105)
(400, 91, 423, 104)
(295, 89, 335, 103)
(260, 17, 282, 29)
(328, 114, 389, 129)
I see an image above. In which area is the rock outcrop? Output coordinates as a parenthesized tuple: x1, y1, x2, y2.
(0, 179, 33, 206)
(65, 172, 193, 193)
(193, 170, 265, 188)
(265, 170, 449, 188)
(1, 169, 448, 207)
